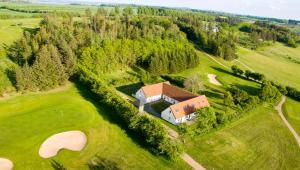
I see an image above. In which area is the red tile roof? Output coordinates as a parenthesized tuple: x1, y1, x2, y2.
(141, 82, 210, 119)
(170, 95, 209, 119)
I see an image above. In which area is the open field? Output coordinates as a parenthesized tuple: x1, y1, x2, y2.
(233, 43, 300, 89)
(185, 105, 300, 170)
(0, 18, 41, 48)
(283, 98, 300, 135)
(0, 83, 190, 170)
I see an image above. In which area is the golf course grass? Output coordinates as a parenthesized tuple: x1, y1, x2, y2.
(283, 97, 300, 135)
(234, 43, 300, 89)
(0, 83, 190, 170)
(185, 105, 300, 170)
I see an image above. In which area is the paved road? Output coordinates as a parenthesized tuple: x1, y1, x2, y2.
(275, 96, 300, 147)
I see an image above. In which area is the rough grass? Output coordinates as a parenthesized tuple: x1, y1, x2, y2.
(283, 97, 300, 135)
(185, 105, 300, 170)
(0, 83, 190, 170)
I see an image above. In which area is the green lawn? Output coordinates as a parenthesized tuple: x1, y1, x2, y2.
(151, 100, 171, 113)
(283, 98, 300, 135)
(233, 43, 300, 89)
(185, 105, 300, 170)
(0, 83, 190, 170)
(0, 18, 41, 48)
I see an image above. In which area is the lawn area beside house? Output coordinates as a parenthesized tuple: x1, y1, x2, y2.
(151, 100, 171, 113)
(184, 105, 300, 170)
(0, 83, 190, 170)
(283, 97, 300, 135)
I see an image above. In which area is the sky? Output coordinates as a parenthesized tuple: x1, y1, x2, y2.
(74, 0, 300, 20)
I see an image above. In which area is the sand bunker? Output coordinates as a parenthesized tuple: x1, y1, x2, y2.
(39, 131, 87, 159)
(208, 74, 222, 86)
(0, 158, 13, 170)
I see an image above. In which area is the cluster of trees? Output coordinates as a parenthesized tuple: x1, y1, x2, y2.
(231, 65, 265, 82)
(177, 22, 238, 60)
(239, 21, 299, 47)
(8, 15, 79, 91)
(77, 66, 182, 160)
(229, 87, 261, 111)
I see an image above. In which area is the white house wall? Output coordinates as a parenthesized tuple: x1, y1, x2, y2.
(161, 108, 177, 125)
(146, 95, 162, 103)
(162, 95, 179, 104)
(135, 89, 146, 103)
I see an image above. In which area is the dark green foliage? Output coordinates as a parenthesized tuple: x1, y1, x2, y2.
(239, 21, 299, 47)
(88, 156, 121, 170)
(259, 82, 281, 102)
(177, 22, 238, 60)
(230, 87, 261, 111)
(51, 160, 67, 170)
(195, 107, 217, 133)
(231, 65, 244, 75)
(77, 66, 182, 160)
(286, 86, 300, 101)
(223, 92, 234, 107)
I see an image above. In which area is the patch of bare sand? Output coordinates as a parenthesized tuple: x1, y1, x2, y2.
(208, 74, 222, 86)
(39, 130, 87, 159)
(0, 158, 13, 170)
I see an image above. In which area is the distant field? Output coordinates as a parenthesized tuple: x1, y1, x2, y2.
(0, 83, 190, 170)
(231, 43, 300, 89)
(0, 2, 113, 15)
(283, 98, 300, 135)
(0, 18, 41, 48)
(185, 105, 300, 170)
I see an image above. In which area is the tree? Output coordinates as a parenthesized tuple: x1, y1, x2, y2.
(184, 74, 205, 94)
(224, 92, 234, 106)
(259, 82, 281, 102)
(231, 65, 244, 75)
(196, 107, 217, 133)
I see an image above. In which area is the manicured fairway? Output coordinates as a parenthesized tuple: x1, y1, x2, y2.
(185, 105, 300, 170)
(283, 97, 300, 135)
(0, 83, 190, 170)
(235, 43, 300, 89)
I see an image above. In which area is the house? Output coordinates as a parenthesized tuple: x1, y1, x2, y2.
(134, 82, 210, 125)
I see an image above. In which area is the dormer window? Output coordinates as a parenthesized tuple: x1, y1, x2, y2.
(176, 109, 179, 112)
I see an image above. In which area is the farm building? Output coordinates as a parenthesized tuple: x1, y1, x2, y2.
(134, 82, 210, 125)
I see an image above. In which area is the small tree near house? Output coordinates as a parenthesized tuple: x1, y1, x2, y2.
(184, 74, 205, 94)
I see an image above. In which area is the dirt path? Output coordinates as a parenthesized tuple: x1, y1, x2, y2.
(234, 59, 255, 72)
(207, 74, 222, 86)
(181, 153, 206, 170)
(204, 53, 230, 69)
(275, 96, 300, 147)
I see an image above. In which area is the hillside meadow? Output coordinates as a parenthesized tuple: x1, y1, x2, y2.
(0, 83, 190, 170)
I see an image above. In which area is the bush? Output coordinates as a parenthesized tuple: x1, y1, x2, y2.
(195, 107, 217, 133)
(259, 82, 281, 102)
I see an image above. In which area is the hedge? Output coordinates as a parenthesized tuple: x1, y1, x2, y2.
(77, 66, 182, 160)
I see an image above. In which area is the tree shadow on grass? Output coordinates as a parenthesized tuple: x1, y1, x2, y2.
(22, 27, 39, 35)
(116, 83, 143, 96)
(73, 81, 157, 155)
(232, 84, 260, 96)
